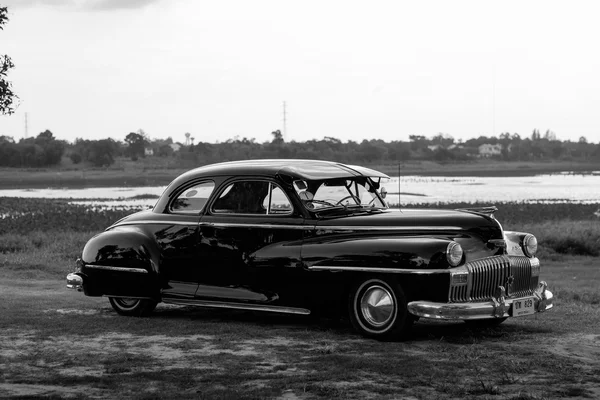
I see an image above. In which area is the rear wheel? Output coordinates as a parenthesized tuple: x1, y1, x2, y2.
(348, 277, 413, 340)
(109, 297, 157, 317)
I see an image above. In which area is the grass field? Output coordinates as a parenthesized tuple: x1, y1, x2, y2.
(0, 199, 599, 398)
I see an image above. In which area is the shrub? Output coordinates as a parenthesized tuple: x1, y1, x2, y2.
(70, 152, 82, 164)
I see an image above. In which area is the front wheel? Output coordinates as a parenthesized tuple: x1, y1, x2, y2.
(109, 297, 157, 317)
(348, 277, 413, 340)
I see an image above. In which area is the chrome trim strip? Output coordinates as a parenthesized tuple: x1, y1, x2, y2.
(84, 265, 148, 274)
(314, 226, 463, 232)
(163, 298, 311, 315)
(208, 224, 462, 231)
(202, 222, 307, 230)
(112, 220, 463, 232)
(112, 220, 198, 228)
(308, 265, 451, 274)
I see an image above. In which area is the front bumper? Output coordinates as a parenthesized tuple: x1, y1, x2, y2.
(407, 281, 553, 320)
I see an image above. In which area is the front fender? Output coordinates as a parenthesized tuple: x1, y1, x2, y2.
(301, 235, 458, 303)
(301, 236, 458, 270)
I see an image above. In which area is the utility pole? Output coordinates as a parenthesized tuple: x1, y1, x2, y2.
(282, 101, 287, 141)
(492, 66, 496, 137)
(24, 112, 28, 139)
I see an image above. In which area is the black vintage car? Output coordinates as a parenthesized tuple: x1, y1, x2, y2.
(67, 159, 553, 339)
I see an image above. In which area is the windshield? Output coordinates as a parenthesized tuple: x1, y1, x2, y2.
(294, 177, 387, 211)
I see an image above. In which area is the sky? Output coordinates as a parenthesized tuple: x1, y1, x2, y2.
(1, 0, 599, 145)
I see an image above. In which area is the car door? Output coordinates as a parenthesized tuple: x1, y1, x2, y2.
(196, 178, 306, 305)
(158, 180, 216, 298)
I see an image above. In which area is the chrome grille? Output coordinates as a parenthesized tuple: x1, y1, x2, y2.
(450, 283, 468, 302)
(450, 255, 539, 302)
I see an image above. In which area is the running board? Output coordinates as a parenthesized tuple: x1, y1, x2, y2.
(162, 298, 311, 315)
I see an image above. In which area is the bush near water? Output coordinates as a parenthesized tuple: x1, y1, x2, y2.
(1, 198, 598, 257)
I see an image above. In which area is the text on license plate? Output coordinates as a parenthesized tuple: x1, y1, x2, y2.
(512, 297, 535, 317)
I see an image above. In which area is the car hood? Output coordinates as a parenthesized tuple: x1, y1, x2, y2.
(314, 208, 504, 261)
(317, 208, 499, 232)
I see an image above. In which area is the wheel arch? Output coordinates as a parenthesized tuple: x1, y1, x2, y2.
(80, 226, 162, 298)
(82, 226, 161, 273)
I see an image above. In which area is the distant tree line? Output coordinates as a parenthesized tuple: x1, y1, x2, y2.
(177, 130, 600, 167)
(0, 130, 65, 167)
(1, 128, 599, 168)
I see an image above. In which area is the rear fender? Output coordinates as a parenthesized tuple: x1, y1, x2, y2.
(80, 227, 161, 298)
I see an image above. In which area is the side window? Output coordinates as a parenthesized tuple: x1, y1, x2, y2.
(212, 180, 293, 215)
(212, 181, 270, 214)
(263, 185, 293, 214)
(171, 181, 215, 214)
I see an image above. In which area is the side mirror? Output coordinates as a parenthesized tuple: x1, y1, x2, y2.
(380, 187, 387, 199)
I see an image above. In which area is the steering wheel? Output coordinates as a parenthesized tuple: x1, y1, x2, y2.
(336, 195, 360, 206)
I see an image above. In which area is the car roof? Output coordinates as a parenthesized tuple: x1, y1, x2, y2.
(176, 159, 390, 181)
(154, 159, 390, 212)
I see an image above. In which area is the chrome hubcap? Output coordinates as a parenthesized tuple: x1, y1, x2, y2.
(360, 285, 395, 327)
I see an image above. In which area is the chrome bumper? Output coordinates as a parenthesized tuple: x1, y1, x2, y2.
(66, 273, 84, 292)
(408, 281, 553, 320)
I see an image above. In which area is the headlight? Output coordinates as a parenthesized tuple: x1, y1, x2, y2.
(523, 234, 538, 258)
(446, 242, 463, 267)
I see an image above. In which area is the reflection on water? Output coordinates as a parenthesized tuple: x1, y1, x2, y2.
(385, 174, 600, 205)
(0, 186, 165, 209)
(1, 174, 600, 210)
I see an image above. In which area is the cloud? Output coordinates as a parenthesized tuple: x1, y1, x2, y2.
(1, 0, 164, 11)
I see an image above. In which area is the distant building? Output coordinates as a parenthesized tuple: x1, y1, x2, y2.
(427, 144, 443, 152)
(144, 147, 154, 156)
(478, 143, 502, 157)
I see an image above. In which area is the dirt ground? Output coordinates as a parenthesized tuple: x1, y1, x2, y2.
(1, 303, 600, 399)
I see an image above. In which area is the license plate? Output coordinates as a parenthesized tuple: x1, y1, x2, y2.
(512, 297, 535, 317)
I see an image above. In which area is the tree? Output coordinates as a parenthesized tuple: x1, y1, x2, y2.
(0, 6, 18, 115)
(544, 130, 557, 141)
(124, 131, 147, 160)
(271, 129, 284, 145)
(86, 139, 117, 167)
(34, 130, 65, 165)
(73, 138, 117, 167)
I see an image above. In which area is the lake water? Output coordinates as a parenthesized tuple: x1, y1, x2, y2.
(1, 173, 599, 208)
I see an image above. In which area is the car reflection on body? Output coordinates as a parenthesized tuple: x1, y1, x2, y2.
(67, 159, 553, 339)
